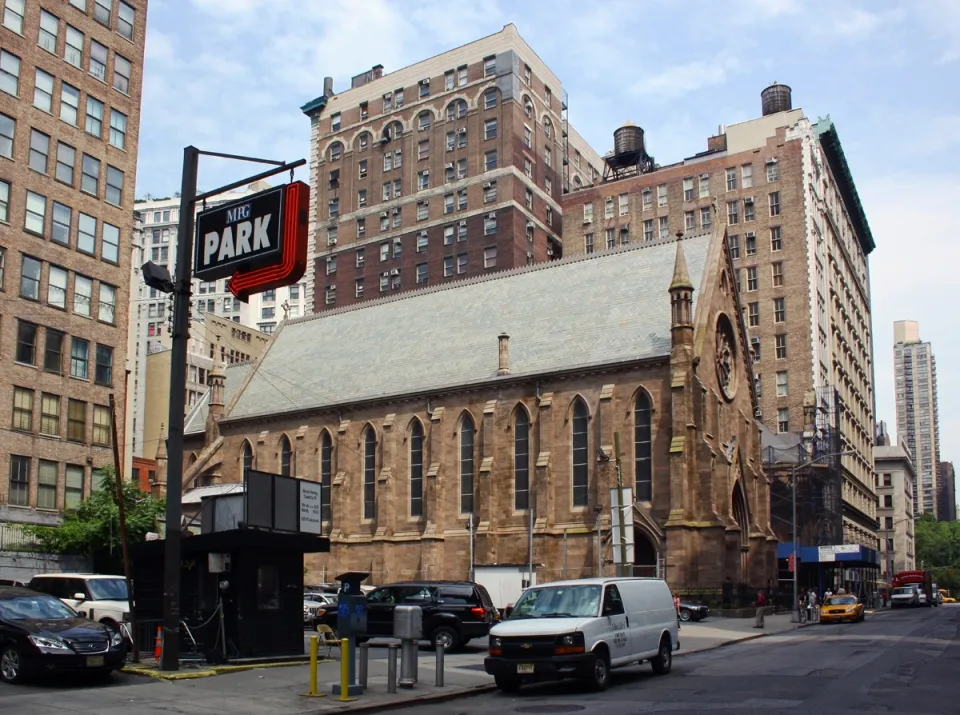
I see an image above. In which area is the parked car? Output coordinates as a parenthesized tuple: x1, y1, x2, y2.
(303, 593, 337, 630)
(359, 581, 496, 651)
(485, 577, 679, 692)
(678, 601, 709, 622)
(0, 586, 127, 684)
(890, 585, 920, 608)
(0, 580, 26, 588)
(27, 574, 130, 634)
(819, 594, 865, 623)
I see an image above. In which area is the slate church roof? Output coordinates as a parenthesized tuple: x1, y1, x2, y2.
(223, 232, 713, 423)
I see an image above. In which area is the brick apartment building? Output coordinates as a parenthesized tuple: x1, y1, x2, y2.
(0, 0, 146, 525)
(300, 24, 602, 313)
(561, 85, 880, 550)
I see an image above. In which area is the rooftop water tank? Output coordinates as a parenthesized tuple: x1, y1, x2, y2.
(761, 82, 792, 116)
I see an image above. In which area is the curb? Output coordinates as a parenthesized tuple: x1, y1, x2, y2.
(306, 683, 499, 715)
(122, 659, 318, 681)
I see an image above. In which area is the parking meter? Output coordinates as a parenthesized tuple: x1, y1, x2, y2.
(333, 572, 368, 696)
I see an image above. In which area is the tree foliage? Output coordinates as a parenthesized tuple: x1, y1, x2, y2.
(914, 514, 960, 591)
(22, 469, 165, 556)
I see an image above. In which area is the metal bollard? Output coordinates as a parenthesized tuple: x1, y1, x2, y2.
(435, 643, 445, 687)
(358, 643, 369, 688)
(336, 638, 358, 702)
(398, 638, 417, 688)
(299, 635, 326, 698)
(387, 643, 399, 694)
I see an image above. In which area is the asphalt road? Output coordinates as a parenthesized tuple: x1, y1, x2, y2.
(0, 669, 148, 696)
(407, 605, 959, 715)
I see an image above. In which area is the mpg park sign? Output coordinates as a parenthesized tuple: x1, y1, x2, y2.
(194, 181, 310, 302)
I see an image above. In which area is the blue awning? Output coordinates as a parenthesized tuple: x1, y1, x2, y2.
(777, 543, 879, 566)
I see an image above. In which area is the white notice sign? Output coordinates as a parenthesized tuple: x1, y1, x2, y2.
(610, 487, 635, 564)
(299, 481, 322, 534)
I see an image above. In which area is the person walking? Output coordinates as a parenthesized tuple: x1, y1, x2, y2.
(673, 592, 681, 626)
(753, 589, 767, 628)
(807, 589, 818, 622)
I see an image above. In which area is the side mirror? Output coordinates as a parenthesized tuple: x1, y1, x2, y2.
(73, 593, 87, 601)
(77, 610, 87, 618)
(503, 605, 514, 619)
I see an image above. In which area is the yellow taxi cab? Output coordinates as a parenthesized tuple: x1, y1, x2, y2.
(819, 594, 865, 623)
(940, 590, 956, 604)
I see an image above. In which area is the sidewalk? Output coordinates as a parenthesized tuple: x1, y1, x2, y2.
(7, 616, 815, 715)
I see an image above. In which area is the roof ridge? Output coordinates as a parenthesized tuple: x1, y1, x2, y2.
(286, 232, 710, 327)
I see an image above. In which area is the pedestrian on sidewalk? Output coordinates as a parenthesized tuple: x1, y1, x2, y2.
(807, 589, 818, 622)
(753, 589, 767, 628)
(673, 591, 681, 628)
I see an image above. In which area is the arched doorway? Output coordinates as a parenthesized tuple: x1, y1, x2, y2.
(633, 527, 659, 577)
(732, 479, 750, 581)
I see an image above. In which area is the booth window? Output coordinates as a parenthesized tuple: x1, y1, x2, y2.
(256, 565, 280, 610)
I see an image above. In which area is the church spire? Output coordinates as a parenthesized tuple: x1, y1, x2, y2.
(670, 232, 694, 331)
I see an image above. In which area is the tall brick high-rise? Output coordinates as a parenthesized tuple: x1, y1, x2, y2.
(0, 1, 146, 525)
(300, 24, 602, 312)
(561, 85, 879, 551)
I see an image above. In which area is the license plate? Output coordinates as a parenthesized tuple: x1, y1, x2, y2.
(517, 664, 534, 674)
(86, 656, 104, 668)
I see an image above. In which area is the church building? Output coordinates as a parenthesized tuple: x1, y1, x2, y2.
(174, 223, 777, 589)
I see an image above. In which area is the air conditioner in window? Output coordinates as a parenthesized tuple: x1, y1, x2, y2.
(745, 231, 755, 238)
(527, 221, 535, 229)
(392, 208, 401, 215)
(380, 211, 389, 218)
(457, 127, 467, 135)
(487, 212, 497, 220)
(526, 251, 533, 259)
(744, 196, 754, 203)
(459, 220, 467, 227)
(326, 255, 335, 263)
(419, 231, 428, 238)
(583, 217, 592, 224)
(327, 236, 337, 246)
(482, 181, 494, 188)
(445, 162, 454, 169)
(394, 238, 402, 245)
(390, 268, 401, 276)
(546, 248, 554, 256)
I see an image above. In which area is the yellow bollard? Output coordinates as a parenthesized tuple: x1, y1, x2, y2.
(299, 635, 326, 698)
(337, 637, 357, 702)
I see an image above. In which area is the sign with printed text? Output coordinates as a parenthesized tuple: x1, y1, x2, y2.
(299, 480, 322, 535)
(818, 544, 859, 562)
(610, 487, 635, 564)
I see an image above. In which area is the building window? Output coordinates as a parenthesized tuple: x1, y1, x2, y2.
(774, 297, 786, 323)
(777, 408, 789, 434)
(65, 25, 83, 67)
(682, 177, 694, 201)
(457, 253, 467, 274)
(71, 337, 90, 378)
(751, 336, 761, 362)
(457, 64, 467, 86)
(744, 233, 757, 256)
(81, 154, 100, 195)
(0, 113, 13, 160)
(89, 39, 107, 81)
(727, 200, 739, 225)
(56, 142, 76, 185)
(682, 210, 695, 231)
(746, 266, 758, 291)
(20, 256, 41, 300)
(95, 344, 113, 385)
(572, 398, 589, 508)
(113, 54, 131, 93)
(0, 180, 7, 222)
(483, 180, 497, 203)
(772, 261, 783, 287)
(102, 223, 119, 263)
(741, 164, 753, 189)
(726, 167, 737, 191)
(12, 386, 33, 432)
(484, 118, 497, 140)
(48, 265, 68, 308)
(118, 1, 134, 40)
(635, 391, 652, 501)
(748, 302, 759, 327)
(775, 334, 787, 359)
(8, 455, 29, 507)
(484, 150, 497, 171)
(92, 405, 111, 446)
(728, 234, 740, 259)
(483, 246, 497, 269)
(40, 394, 60, 436)
(766, 159, 780, 182)
(29, 130, 50, 174)
(86, 96, 103, 136)
(419, 79, 429, 98)
(769, 191, 781, 216)
(33, 68, 52, 110)
(416, 262, 428, 284)
(458, 414, 476, 515)
(14, 321, 35, 365)
(78, 214, 96, 254)
(106, 166, 123, 205)
(770, 226, 782, 251)
(656, 184, 667, 207)
(483, 55, 496, 76)
(313, 431, 332, 522)
(44, 328, 63, 374)
(416, 200, 428, 221)
(67, 400, 86, 442)
(417, 111, 431, 132)
(109, 110, 126, 149)
(279, 435, 292, 476)
(65, 465, 84, 509)
(354, 278, 364, 298)
(545, 177, 552, 196)
(24, 190, 47, 234)
(776, 371, 788, 397)
(324, 285, 336, 305)
(410, 421, 424, 517)
(363, 426, 376, 520)
(700, 206, 711, 230)
(658, 216, 669, 240)
(643, 219, 654, 242)
(605, 228, 616, 250)
(59, 83, 83, 126)
(754, 374, 762, 398)
(417, 139, 429, 161)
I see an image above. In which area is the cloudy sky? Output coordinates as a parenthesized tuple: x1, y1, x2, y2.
(137, 0, 958, 476)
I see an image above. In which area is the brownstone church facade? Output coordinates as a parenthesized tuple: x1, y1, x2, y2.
(175, 223, 777, 590)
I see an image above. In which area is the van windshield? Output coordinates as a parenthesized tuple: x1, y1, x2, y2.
(510, 585, 601, 619)
(892, 587, 916, 596)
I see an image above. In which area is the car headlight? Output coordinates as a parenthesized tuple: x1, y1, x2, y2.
(28, 635, 70, 651)
(490, 637, 501, 648)
(561, 635, 576, 645)
(110, 631, 124, 647)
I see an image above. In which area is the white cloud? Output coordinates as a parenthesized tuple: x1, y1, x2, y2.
(629, 53, 741, 102)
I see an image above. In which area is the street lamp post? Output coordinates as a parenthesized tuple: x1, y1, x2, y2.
(791, 450, 855, 622)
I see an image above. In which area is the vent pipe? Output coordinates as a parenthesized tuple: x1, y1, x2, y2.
(323, 76, 334, 97)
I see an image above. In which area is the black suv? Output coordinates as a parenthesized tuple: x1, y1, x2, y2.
(361, 581, 496, 651)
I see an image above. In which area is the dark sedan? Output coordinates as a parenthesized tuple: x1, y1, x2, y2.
(0, 587, 127, 684)
(678, 601, 709, 622)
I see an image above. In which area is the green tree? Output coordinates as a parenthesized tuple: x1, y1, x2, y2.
(914, 514, 960, 592)
(22, 469, 165, 556)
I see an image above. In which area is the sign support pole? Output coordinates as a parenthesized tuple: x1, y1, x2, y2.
(159, 147, 306, 671)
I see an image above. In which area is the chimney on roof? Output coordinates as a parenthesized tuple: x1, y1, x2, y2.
(323, 77, 334, 97)
(497, 333, 510, 376)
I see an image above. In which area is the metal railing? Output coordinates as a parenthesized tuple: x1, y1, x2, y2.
(0, 522, 41, 551)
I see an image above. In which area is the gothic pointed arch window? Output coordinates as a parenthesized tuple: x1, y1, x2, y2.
(572, 398, 589, 507)
(514, 407, 531, 511)
(459, 414, 475, 515)
(635, 390, 653, 501)
(280, 435, 293, 476)
(410, 420, 424, 517)
(241, 441, 253, 482)
(320, 431, 332, 522)
(363, 426, 376, 520)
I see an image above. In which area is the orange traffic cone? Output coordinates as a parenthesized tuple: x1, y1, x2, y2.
(154, 626, 163, 660)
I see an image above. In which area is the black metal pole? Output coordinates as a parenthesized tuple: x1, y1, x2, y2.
(160, 146, 199, 670)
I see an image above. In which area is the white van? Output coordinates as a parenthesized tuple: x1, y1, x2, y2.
(484, 577, 679, 692)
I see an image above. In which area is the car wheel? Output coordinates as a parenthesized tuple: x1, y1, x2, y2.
(679, 609, 691, 622)
(495, 674, 522, 693)
(586, 649, 610, 691)
(430, 625, 460, 652)
(0, 645, 26, 684)
(651, 635, 672, 675)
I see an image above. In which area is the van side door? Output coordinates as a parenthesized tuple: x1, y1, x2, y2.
(601, 585, 631, 666)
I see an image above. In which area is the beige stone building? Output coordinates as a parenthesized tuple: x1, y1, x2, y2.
(874, 423, 916, 577)
(301, 23, 603, 313)
(0, 1, 146, 525)
(177, 224, 777, 590)
(561, 85, 878, 551)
